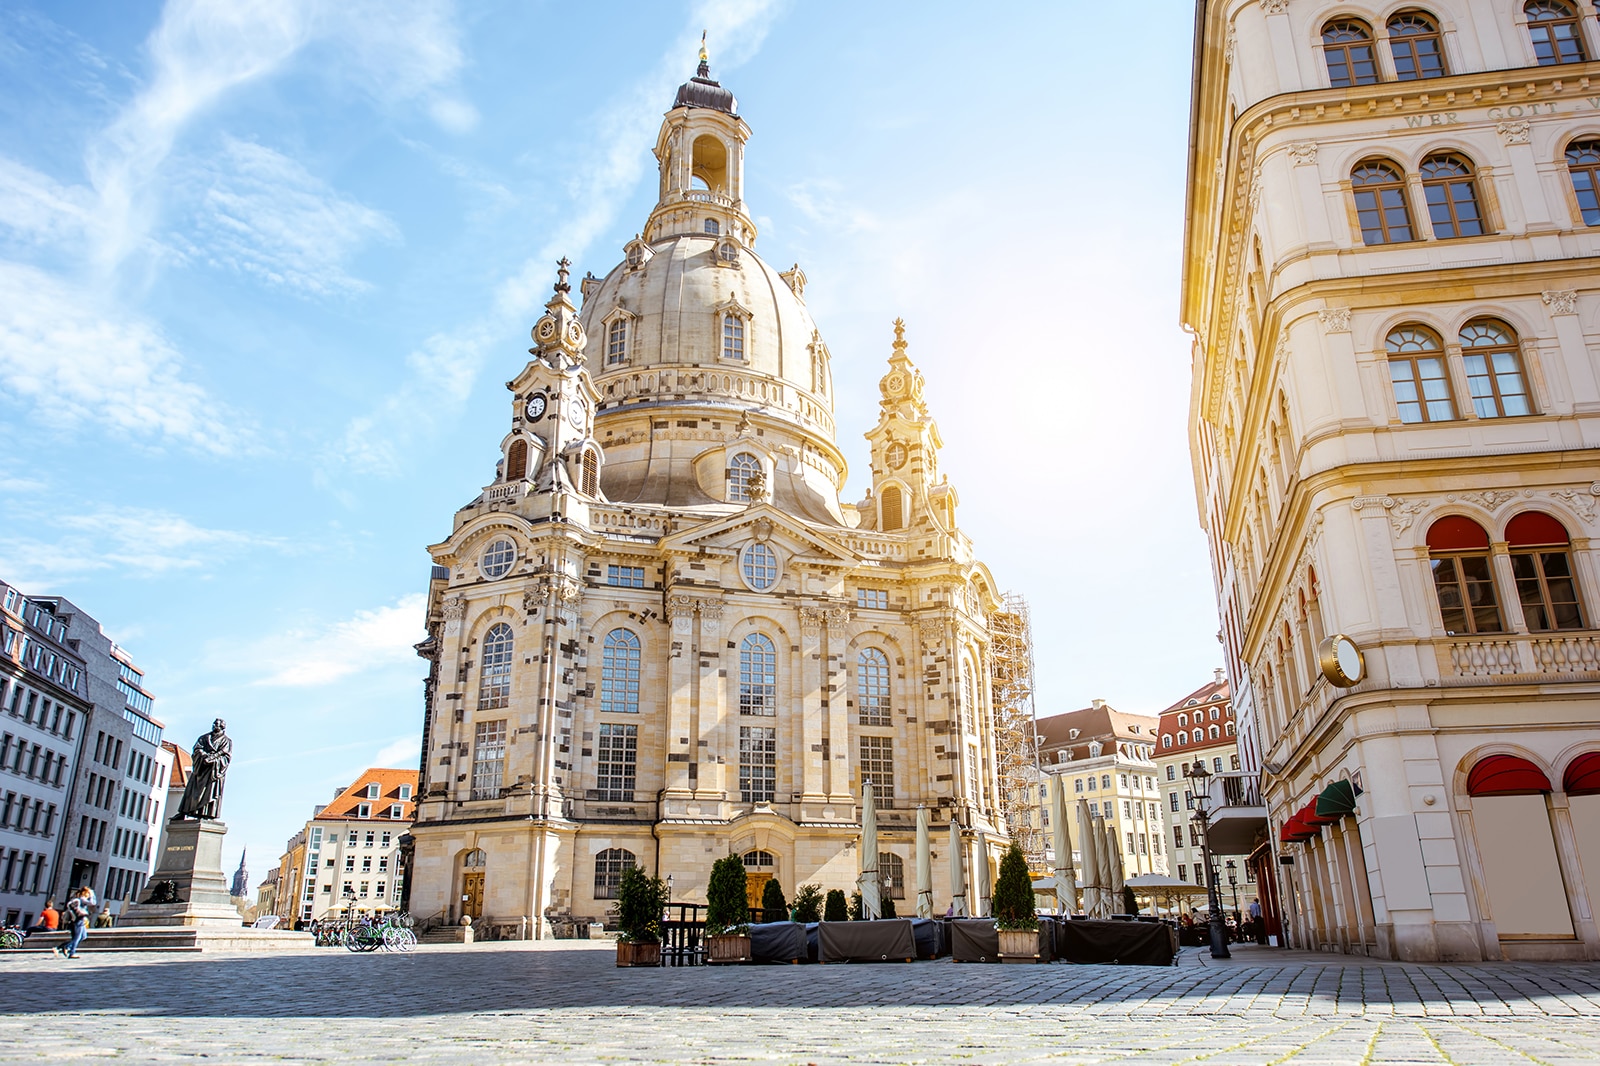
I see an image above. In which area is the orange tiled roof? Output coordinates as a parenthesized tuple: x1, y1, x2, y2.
(163, 740, 191, 787)
(1157, 677, 1236, 756)
(313, 767, 419, 822)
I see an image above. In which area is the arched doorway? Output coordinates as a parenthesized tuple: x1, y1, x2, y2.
(459, 849, 487, 921)
(1466, 755, 1573, 940)
(742, 850, 775, 911)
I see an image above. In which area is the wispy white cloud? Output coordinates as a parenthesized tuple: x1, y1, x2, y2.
(328, 0, 785, 477)
(373, 736, 420, 768)
(0, 504, 283, 584)
(182, 137, 399, 297)
(0, 158, 95, 247)
(213, 593, 427, 687)
(785, 179, 881, 235)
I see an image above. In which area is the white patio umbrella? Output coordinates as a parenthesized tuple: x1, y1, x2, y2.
(915, 805, 934, 919)
(948, 818, 968, 917)
(1103, 822, 1124, 915)
(1076, 799, 1101, 918)
(1095, 816, 1114, 917)
(857, 782, 881, 920)
(1050, 775, 1077, 915)
(974, 832, 993, 918)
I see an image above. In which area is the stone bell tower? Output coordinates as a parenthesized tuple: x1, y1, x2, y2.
(645, 42, 756, 248)
(863, 319, 958, 534)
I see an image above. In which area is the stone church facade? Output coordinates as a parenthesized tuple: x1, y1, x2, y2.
(407, 57, 1012, 932)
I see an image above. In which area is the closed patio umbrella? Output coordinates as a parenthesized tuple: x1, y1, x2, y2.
(1103, 821, 1125, 914)
(1051, 775, 1077, 915)
(948, 818, 968, 916)
(1095, 816, 1114, 917)
(857, 782, 881, 920)
(974, 832, 993, 917)
(915, 805, 934, 919)
(1076, 799, 1101, 918)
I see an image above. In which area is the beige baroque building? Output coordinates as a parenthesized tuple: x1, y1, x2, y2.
(1185, 0, 1600, 961)
(408, 56, 1012, 931)
(1155, 673, 1254, 904)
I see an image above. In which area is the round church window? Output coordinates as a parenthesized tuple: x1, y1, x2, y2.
(480, 538, 516, 579)
(741, 543, 779, 591)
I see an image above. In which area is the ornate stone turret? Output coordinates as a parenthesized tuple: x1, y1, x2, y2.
(647, 43, 755, 246)
(863, 320, 957, 533)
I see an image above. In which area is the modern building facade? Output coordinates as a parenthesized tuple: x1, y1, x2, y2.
(1184, 0, 1600, 960)
(1036, 703, 1170, 878)
(408, 54, 1015, 933)
(288, 769, 415, 922)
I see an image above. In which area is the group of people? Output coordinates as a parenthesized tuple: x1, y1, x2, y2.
(24, 887, 108, 958)
(1175, 898, 1270, 944)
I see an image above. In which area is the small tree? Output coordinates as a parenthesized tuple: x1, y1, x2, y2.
(1123, 885, 1140, 916)
(705, 854, 750, 936)
(880, 894, 897, 919)
(792, 883, 824, 923)
(991, 842, 1038, 931)
(823, 888, 848, 922)
(615, 865, 668, 944)
(848, 891, 863, 921)
(760, 878, 788, 924)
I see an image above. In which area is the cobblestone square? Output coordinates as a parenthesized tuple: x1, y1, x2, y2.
(2, 942, 1598, 1064)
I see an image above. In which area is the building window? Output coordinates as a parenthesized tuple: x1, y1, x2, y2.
(594, 847, 635, 899)
(1166, 765, 1176, 781)
(366, 783, 380, 799)
(506, 439, 528, 481)
(1178, 864, 1187, 881)
(356, 803, 371, 818)
(1074, 778, 1083, 793)
(1226, 723, 1236, 737)
(1386, 326, 1456, 423)
(1162, 734, 1172, 748)
(471, 719, 507, 799)
(741, 543, 779, 591)
(739, 634, 777, 716)
(739, 726, 776, 803)
(607, 565, 645, 588)
(1174, 827, 1184, 850)
(1420, 153, 1484, 239)
(478, 623, 514, 710)
(1565, 140, 1600, 225)
(389, 804, 403, 819)
(606, 317, 627, 365)
(1388, 11, 1447, 79)
(1508, 512, 1586, 631)
(1322, 20, 1379, 87)
(1352, 160, 1414, 245)
(856, 588, 888, 610)
(878, 852, 905, 899)
(880, 485, 905, 531)
(857, 649, 892, 726)
(480, 538, 516, 579)
(1209, 724, 1221, 741)
(595, 723, 638, 801)
(1527, 0, 1588, 64)
(1169, 792, 1180, 812)
(704, 218, 719, 235)
(860, 736, 894, 803)
(722, 313, 745, 360)
(1459, 320, 1532, 418)
(581, 450, 598, 496)
(727, 453, 761, 502)
(600, 629, 641, 715)
(1185, 790, 1195, 810)
(1427, 516, 1504, 635)
(398, 785, 411, 801)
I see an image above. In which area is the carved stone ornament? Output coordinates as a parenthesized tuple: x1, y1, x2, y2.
(1318, 307, 1352, 333)
(1353, 495, 1427, 536)
(522, 590, 543, 613)
(441, 595, 467, 620)
(916, 616, 945, 641)
(824, 607, 852, 632)
(666, 595, 698, 621)
(697, 600, 724, 622)
(557, 582, 582, 605)
(1549, 483, 1600, 522)
(1446, 490, 1519, 512)
(799, 607, 825, 636)
(1542, 289, 1579, 316)
(1225, 28, 1238, 65)
(1259, 0, 1289, 12)
(1288, 142, 1318, 167)
(1496, 121, 1531, 145)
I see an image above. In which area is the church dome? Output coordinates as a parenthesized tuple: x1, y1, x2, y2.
(673, 61, 737, 114)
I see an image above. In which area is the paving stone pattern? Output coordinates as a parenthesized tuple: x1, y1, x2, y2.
(1, 942, 1598, 1064)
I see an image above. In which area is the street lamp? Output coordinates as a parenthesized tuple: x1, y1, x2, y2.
(1226, 859, 1241, 931)
(1184, 759, 1230, 959)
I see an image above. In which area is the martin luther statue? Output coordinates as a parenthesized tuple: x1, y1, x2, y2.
(176, 718, 232, 820)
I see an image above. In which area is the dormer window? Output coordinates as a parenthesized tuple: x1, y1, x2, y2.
(607, 318, 627, 365)
(728, 452, 762, 503)
(722, 312, 745, 360)
(399, 785, 412, 801)
(705, 218, 720, 235)
(719, 241, 740, 265)
(366, 783, 380, 799)
(1088, 741, 1102, 758)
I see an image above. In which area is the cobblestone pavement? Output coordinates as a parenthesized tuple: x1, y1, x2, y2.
(2, 941, 1599, 1064)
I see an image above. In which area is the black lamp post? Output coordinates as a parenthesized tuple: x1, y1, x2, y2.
(1184, 759, 1230, 959)
(1226, 859, 1242, 936)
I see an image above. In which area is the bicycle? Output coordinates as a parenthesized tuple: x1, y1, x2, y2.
(342, 922, 384, 953)
(0, 927, 23, 950)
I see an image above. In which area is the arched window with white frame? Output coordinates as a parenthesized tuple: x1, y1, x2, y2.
(600, 629, 641, 714)
(722, 312, 745, 360)
(739, 633, 777, 716)
(857, 648, 891, 726)
(478, 623, 513, 709)
(728, 452, 761, 502)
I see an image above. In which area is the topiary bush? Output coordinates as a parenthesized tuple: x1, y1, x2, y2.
(1123, 885, 1139, 916)
(760, 878, 788, 924)
(705, 854, 750, 936)
(992, 842, 1038, 931)
(615, 865, 668, 944)
(848, 891, 863, 921)
(823, 888, 848, 922)
(792, 884, 823, 923)
(880, 894, 897, 919)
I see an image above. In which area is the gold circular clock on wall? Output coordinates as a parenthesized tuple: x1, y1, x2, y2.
(1317, 634, 1364, 688)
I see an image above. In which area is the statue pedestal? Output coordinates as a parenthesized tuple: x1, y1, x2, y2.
(122, 818, 239, 928)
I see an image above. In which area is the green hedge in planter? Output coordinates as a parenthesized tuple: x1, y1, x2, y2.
(615, 865, 669, 944)
(761, 878, 787, 923)
(792, 883, 823, 923)
(705, 854, 750, 936)
(881, 894, 897, 919)
(823, 888, 848, 922)
(992, 842, 1038, 931)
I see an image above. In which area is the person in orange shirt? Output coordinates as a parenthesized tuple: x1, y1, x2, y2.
(24, 899, 59, 938)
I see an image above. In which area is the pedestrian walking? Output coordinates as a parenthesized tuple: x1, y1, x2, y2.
(1249, 898, 1266, 944)
(56, 887, 93, 959)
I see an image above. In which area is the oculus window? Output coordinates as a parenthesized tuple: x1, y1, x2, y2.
(480, 538, 516, 579)
(741, 542, 779, 591)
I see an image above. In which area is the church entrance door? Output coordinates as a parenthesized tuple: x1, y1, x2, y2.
(461, 872, 484, 920)
(745, 872, 771, 914)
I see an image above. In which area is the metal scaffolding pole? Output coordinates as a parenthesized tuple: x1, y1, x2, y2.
(988, 592, 1045, 869)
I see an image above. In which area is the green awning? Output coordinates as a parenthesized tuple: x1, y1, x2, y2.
(1315, 780, 1357, 819)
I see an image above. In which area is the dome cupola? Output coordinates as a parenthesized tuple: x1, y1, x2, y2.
(674, 40, 737, 115)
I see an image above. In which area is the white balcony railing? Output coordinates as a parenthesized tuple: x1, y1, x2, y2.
(1440, 632, 1600, 680)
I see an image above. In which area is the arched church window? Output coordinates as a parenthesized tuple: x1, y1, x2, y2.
(582, 449, 599, 496)
(1526, 0, 1588, 65)
(1388, 11, 1447, 79)
(607, 318, 627, 365)
(739, 633, 777, 716)
(858, 648, 891, 726)
(594, 848, 635, 899)
(705, 218, 720, 235)
(722, 313, 745, 360)
(728, 453, 761, 502)
(961, 661, 978, 735)
(1566, 140, 1600, 225)
(506, 439, 528, 481)
(1322, 20, 1379, 87)
(1420, 153, 1484, 239)
(600, 629, 641, 714)
(478, 623, 514, 709)
(690, 174, 710, 191)
(1352, 160, 1414, 245)
(880, 485, 905, 531)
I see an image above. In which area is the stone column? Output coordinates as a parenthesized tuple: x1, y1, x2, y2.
(664, 594, 697, 799)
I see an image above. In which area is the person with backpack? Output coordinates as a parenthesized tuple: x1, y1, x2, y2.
(56, 887, 93, 959)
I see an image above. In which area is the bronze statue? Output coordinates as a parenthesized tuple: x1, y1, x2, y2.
(176, 718, 232, 820)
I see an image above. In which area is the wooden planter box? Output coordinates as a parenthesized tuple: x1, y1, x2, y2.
(615, 940, 661, 967)
(997, 928, 1042, 963)
(705, 933, 752, 964)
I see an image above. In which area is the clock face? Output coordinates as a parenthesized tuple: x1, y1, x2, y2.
(885, 442, 908, 470)
(886, 373, 905, 394)
(567, 397, 587, 428)
(536, 319, 556, 341)
(525, 394, 547, 420)
(1334, 637, 1363, 685)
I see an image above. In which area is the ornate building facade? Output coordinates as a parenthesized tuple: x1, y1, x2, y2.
(407, 57, 1012, 931)
(1185, 0, 1600, 961)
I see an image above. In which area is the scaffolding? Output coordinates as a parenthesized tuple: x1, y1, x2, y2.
(989, 591, 1046, 869)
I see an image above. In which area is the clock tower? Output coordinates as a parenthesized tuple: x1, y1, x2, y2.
(863, 319, 957, 534)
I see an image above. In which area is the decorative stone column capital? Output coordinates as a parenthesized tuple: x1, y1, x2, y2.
(1496, 120, 1531, 145)
(1288, 142, 1318, 167)
(1542, 289, 1579, 316)
(1318, 307, 1352, 333)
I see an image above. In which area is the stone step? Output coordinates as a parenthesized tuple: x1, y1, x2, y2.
(8, 926, 313, 953)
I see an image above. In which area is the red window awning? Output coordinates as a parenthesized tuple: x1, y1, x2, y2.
(1467, 754, 1552, 796)
(1563, 751, 1600, 796)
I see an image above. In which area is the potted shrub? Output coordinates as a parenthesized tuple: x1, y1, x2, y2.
(760, 878, 788, 924)
(792, 884, 823, 923)
(992, 842, 1042, 963)
(881, 894, 897, 919)
(823, 889, 848, 922)
(704, 854, 751, 963)
(614, 865, 668, 967)
(848, 891, 863, 921)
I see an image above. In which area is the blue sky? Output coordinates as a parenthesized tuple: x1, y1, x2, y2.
(0, 1, 1214, 884)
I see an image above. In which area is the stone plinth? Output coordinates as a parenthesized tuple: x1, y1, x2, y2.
(122, 818, 239, 928)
